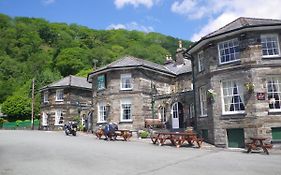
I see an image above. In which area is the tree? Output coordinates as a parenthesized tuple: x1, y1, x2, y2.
(2, 95, 32, 120)
(55, 47, 90, 76)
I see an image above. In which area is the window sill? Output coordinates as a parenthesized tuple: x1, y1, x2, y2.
(97, 88, 106, 92)
(268, 110, 281, 115)
(120, 88, 133, 91)
(55, 100, 64, 102)
(218, 60, 241, 66)
(262, 55, 281, 59)
(97, 121, 107, 124)
(199, 115, 208, 118)
(221, 112, 246, 119)
(119, 120, 133, 123)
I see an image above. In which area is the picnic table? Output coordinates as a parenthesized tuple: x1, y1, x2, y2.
(95, 128, 132, 141)
(246, 137, 273, 155)
(151, 131, 203, 148)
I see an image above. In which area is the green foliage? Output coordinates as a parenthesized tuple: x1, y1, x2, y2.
(0, 13, 192, 116)
(138, 130, 150, 138)
(76, 68, 93, 77)
(0, 118, 5, 128)
(1, 95, 31, 119)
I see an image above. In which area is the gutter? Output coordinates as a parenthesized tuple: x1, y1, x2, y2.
(187, 23, 281, 54)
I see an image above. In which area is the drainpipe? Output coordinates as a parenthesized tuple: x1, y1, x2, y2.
(185, 53, 197, 131)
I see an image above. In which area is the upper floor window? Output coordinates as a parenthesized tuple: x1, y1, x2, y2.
(98, 102, 107, 123)
(199, 86, 207, 117)
(120, 73, 132, 90)
(221, 80, 245, 114)
(97, 74, 106, 90)
(267, 77, 281, 112)
(55, 109, 63, 125)
(218, 38, 240, 64)
(261, 34, 280, 57)
(56, 89, 63, 101)
(198, 51, 204, 72)
(43, 91, 48, 103)
(120, 99, 132, 122)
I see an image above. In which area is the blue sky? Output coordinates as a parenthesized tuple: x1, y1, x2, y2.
(0, 0, 281, 41)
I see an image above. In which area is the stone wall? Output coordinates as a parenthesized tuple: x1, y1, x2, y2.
(191, 29, 281, 147)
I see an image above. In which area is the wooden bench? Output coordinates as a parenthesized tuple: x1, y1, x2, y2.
(144, 119, 165, 128)
(94, 128, 132, 141)
(246, 137, 273, 155)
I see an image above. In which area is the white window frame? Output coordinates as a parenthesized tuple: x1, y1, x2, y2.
(97, 74, 106, 90)
(55, 89, 64, 101)
(198, 51, 204, 72)
(189, 104, 195, 118)
(97, 102, 107, 123)
(261, 34, 281, 58)
(120, 73, 132, 90)
(55, 109, 63, 125)
(267, 77, 281, 112)
(42, 112, 48, 126)
(159, 106, 167, 122)
(120, 99, 132, 122)
(43, 91, 49, 103)
(218, 38, 240, 64)
(221, 80, 245, 115)
(199, 86, 207, 117)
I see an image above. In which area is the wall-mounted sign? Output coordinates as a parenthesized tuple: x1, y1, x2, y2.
(256, 92, 266, 100)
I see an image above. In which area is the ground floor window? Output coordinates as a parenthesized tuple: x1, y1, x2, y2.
(120, 99, 132, 122)
(42, 112, 48, 126)
(55, 109, 63, 125)
(267, 77, 281, 111)
(98, 102, 107, 123)
(221, 80, 245, 114)
(158, 106, 166, 122)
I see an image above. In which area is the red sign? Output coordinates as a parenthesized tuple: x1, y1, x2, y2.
(256, 92, 266, 100)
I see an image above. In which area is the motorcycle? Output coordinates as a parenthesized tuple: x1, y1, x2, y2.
(64, 122, 77, 136)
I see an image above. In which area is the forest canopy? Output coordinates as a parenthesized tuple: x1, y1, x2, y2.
(0, 13, 192, 119)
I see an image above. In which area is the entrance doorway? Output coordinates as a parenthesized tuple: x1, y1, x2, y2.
(171, 102, 184, 129)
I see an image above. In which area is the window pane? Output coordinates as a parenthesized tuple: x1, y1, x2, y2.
(222, 80, 245, 113)
(267, 78, 281, 110)
(218, 38, 240, 64)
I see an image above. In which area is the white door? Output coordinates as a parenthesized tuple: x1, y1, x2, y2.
(172, 102, 179, 129)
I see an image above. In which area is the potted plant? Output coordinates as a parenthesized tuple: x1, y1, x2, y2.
(207, 89, 216, 103)
(244, 82, 255, 93)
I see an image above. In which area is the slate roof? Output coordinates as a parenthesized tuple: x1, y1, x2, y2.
(164, 59, 192, 75)
(203, 17, 281, 39)
(41, 75, 92, 91)
(88, 56, 191, 81)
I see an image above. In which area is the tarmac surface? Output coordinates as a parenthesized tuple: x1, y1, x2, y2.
(0, 130, 281, 175)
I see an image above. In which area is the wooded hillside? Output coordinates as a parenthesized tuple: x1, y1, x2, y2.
(0, 13, 192, 119)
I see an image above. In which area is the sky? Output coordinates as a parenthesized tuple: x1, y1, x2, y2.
(0, 0, 281, 41)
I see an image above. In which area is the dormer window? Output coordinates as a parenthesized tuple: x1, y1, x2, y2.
(43, 91, 49, 103)
(261, 34, 280, 58)
(56, 89, 64, 101)
(198, 51, 204, 72)
(120, 73, 132, 90)
(97, 74, 106, 90)
(218, 38, 240, 64)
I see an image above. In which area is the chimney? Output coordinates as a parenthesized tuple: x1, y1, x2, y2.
(178, 40, 182, 49)
(164, 54, 173, 65)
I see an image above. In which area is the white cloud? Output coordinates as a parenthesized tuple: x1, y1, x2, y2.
(171, 0, 281, 41)
(42, 0, 55, 5)
(106, 24, 126, 30)
(107, 22, 154, 33)
(114, 0, 159, 9)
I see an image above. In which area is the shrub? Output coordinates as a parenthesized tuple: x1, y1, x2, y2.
(138, 130, 150, 138)
(16, 120, 22, 126)
(0, 118, 5, 128)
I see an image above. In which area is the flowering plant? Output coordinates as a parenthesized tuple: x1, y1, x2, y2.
(244, 82, 255, 92)
(207, 89, 216, 102)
